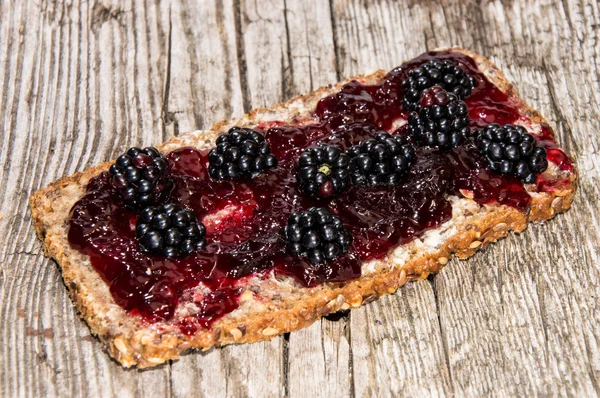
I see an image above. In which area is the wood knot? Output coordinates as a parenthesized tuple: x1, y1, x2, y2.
(91, 2, 124, 31)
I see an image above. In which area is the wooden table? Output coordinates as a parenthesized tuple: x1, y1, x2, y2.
(1, 0, 599, 396)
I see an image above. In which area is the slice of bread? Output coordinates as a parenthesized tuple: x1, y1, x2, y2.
(29, 47, 577, 368)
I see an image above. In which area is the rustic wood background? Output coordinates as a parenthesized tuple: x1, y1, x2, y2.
(1, 0, 599, 396)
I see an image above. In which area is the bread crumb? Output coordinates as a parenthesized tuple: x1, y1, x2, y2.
(493, 223, 507, 231)
(262, 327, 278, 336)
(240, 291, 253, 302)
(113, 337, 131, 355)
(552, 197, 563, 209)
(399, 269, 407, 286)
(230, 328, 243, 341)
(469, 241, 482, 249)
(459, 189, 474, 199)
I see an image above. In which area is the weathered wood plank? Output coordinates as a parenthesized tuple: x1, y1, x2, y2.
(330, 2, 456, 396)
(167, 2, 285, 396)
(167, 2, 352, 397)
(330, 0, 600, 396)
(288, 316, 354, 398)
(164, 0, 244, 136)
(1, 0, 600, 397)
(238, 0, 290, 109)
(0, 0, 173, 396)
(427, 0, 600, 395)
(277, 2, 356, 397)
(350, 283, 453, 397)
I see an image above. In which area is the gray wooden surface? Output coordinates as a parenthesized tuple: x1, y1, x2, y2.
(1, 0, 599, 396)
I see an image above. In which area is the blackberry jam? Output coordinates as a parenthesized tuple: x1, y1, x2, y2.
(68, 50, 573, 330)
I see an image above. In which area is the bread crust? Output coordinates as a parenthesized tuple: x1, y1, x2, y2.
(29, 47, 577, 368)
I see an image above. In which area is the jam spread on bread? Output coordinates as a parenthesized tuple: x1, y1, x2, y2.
(68, 50, 573, 330)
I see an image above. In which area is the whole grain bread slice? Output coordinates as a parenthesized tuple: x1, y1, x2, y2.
(29, 47, 577, 368)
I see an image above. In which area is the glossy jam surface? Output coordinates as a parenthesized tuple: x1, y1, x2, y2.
(68, 51, 573, 328)
(537, 123, 574, 172)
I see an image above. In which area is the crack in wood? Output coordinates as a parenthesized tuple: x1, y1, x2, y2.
(215, 1, 235, 119)
(161, 5, 176, 135)
(346, 314, 356, 398)
(282, 0, 296, 99)
(282, 333, 290, 398)
(431, 278, 456, 395)
(233, 0, 251, 113)
(328, 0, 342, 81)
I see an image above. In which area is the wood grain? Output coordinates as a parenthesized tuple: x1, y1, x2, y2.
(166, 2, 284, 395)
(1, 0, 599, 397)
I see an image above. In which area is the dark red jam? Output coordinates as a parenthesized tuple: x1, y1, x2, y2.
(537, 123, 574, 172)
(68, 50, 573, 329)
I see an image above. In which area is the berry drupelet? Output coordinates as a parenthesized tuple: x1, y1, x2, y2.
(402, 59, 477, 111)
(109, 146, 172, 208)
(136, 203, 206, 258)
(476, 124, 548, 184)
(406, 86, 470, 149)
(347, 131, 416, 186)
(296, 145, 351, 198)
(283, 207, 352, 265)
(208, 127, 277, 180)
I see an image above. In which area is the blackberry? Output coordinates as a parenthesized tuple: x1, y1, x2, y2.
(402, 59, 476, 111)
(476, 124, 548, 184)
(109, 146, 172, 208)
(347, 131, 416, 186)
(406, 86, 470, 149)
(136, 203, 206, 258)
(296, 145, 351, 198)
(283, 207, 352, 265)
(208, 127, 277, 180)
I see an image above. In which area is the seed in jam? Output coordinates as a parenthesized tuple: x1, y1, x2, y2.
(208, 127, 278, 180)
(476, 123, 548, 184)
(402, 59, 477, 111)
(109, 146, 172, 208)
(284, 207, 352, 264)
(296, 145, 351, 198)
(406, 86, 470, 149)
(348, 131, 416, 186)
